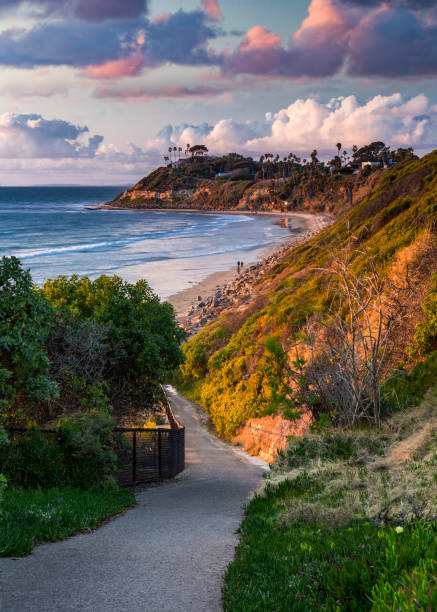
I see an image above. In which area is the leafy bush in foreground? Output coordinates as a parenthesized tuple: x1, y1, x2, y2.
(1, 411, 118, 489)
(43, 274, 185, 384)
(0, 257, 185, 425)
(0, 257, 58, 423)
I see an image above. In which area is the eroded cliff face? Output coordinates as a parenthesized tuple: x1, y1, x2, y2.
(107, 171, 383, 216)
(234, 412, 313, 463)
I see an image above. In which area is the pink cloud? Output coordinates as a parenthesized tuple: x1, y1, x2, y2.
(222, 0, 362, 78)
(294, 0, 346, 41)
(240, 26, 282, 51)
(201, 0, 222, 20)
(83, 51, 145, 79)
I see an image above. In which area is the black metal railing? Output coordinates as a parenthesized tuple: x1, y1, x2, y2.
(113, 425, 185, 485)
(5, 422, 185, 487)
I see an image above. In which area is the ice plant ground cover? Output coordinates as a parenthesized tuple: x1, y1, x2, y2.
(223, 390, 437, 610)
(0, 486, 134, 557)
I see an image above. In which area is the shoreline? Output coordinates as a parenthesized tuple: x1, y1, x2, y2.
(88, 203, 332, 223)
(166, 212, 332, 328)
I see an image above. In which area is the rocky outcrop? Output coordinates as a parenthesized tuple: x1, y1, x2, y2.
(105, 168, 383, 216)
(234, 411, 313, 463)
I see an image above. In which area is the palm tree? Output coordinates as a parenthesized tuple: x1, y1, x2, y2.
(336, 142, 342, 156)
(265, 153, 273, 178)
(259, 155, 265, 179)
(287, 152, 294, 177)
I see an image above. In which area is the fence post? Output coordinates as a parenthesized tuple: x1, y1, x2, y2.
(132, 430, 137, 484)
(158, 429, 162, 479)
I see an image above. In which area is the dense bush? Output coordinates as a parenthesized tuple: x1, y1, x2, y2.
(1, 411, 118, 489)
(1, 427, 64, 488)
(43, 274, 185, 384)
(58, 411, 117, 488)
(0, 257, 58, 423)
(0, 472, 6, 507)
(0, 259, 184, 425)
(409, 272, 437, 358)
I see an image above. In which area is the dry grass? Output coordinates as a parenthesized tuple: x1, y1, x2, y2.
(261, 388, 437, 526)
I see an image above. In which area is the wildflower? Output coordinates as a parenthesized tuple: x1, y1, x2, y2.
(395, 526, 404, 534)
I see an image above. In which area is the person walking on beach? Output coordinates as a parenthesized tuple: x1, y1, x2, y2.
(237, 260, 240, 273)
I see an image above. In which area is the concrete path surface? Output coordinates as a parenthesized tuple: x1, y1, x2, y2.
(0, 387, 268, 612)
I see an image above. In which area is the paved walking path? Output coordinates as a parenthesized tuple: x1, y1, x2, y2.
(0, 387, 268, 612)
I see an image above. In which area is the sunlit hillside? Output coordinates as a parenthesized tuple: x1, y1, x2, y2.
(177, 151, 437, 440)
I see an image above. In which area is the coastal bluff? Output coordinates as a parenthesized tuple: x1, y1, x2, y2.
(102, 152, 383, 216)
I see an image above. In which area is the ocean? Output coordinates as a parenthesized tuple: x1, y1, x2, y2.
(0, 186, 298, 299)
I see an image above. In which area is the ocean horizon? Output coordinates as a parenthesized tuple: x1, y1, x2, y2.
(0, 185, 298, 299)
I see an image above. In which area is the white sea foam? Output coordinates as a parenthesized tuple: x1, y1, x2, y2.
(15, 241, 128, 259)
(0, 187, 293, 293)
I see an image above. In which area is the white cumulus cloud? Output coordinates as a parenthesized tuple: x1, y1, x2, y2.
(152, 93, 437, 157)
(0, 113, 103, 158)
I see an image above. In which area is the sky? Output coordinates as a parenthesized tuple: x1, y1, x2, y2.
(0, 0, 436, 185)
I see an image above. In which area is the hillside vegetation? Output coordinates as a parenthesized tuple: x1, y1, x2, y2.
(206, 151, 437, 611)
(223, 389, 437, 611)
(177, 151, 437, 439)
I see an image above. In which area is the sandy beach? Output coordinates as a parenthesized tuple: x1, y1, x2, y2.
(166, 211, 331, 318)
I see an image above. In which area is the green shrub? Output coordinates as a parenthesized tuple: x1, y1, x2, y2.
(0, 427, 65, 488)
(381, 352, 437, 411)
(409, 272, 437, 358)
(1, 411, 117, 489)
(59, 411, 117, 488)
(43, 274, 185, 384)
(0, 257, 58, 424)
(0, 473, 6, 508)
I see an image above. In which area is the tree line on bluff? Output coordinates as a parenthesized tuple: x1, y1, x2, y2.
(159, 141, 416, 182)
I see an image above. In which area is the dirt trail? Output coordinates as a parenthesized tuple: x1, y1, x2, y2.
(0, 387, 267, 612)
